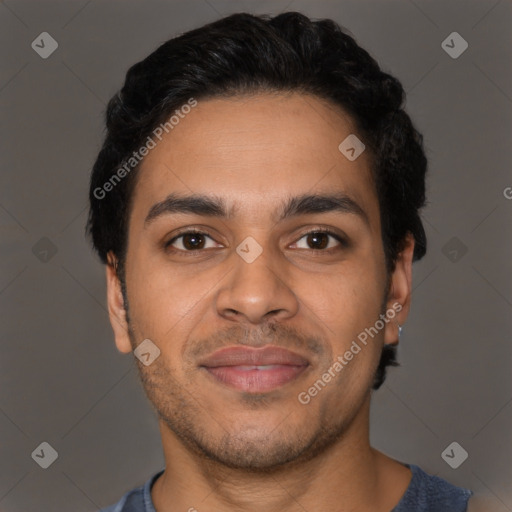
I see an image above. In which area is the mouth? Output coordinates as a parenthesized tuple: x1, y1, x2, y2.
(199, 346, 310, 393)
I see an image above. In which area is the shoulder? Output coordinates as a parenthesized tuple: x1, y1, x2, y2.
(393, 464, 472, 512)
(98, 468, 164, 512)
(410, 464, 472, 497)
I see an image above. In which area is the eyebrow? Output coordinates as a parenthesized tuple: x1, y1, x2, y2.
(144, 192, 370, 228)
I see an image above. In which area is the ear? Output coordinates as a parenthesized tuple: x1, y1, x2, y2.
(383, 233, 415, 347)
(106, 252, 133, 354)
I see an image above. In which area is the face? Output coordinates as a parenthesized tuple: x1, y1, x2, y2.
(106, 92, 413, 471)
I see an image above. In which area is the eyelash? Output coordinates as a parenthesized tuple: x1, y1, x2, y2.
(164, 228, 348, 256)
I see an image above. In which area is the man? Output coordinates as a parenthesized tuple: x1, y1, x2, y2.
(88, 11, 495, 512)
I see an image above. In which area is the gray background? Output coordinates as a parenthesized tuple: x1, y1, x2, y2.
(1, 0, 511, 510)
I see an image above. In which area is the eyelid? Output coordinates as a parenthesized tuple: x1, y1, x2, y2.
(164, 228, 220, 250)
(289, 227, 348, 250)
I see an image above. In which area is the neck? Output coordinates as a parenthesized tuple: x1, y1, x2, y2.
(151, 394, 412, 512)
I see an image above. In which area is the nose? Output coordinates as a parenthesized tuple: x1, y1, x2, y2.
(215, 241, 299, 326)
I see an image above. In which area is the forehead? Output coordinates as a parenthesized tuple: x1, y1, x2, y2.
(130, 92, 379, 228)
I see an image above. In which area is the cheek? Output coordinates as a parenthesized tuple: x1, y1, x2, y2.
(126, 253, 217, 341)
(300, 259, 384, 336)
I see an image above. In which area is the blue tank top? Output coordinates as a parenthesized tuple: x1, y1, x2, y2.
(100, 463, 473, 511)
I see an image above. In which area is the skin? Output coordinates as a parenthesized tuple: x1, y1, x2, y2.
(106, 92, 415, 512)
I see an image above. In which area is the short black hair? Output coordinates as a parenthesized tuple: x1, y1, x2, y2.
(86, 11, 428, 390)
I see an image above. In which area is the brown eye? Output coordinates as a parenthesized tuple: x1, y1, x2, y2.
(293, 230, 346, 251)
(181, 233, 206, 250)
(306, 232, 329, 249)
(165, 231, 218, 251)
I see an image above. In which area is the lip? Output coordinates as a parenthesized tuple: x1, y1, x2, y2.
(199, 346, 310, 393)
(200, 346, 310, 367)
